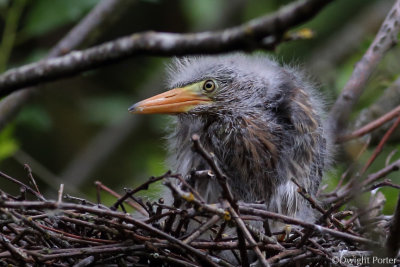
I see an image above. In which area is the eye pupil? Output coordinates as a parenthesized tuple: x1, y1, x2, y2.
(203, 80, 215, 92)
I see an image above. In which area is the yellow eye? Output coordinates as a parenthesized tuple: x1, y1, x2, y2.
(203, 80, 216, 92)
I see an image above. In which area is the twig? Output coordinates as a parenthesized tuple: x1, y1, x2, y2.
(367, 179, 400, 191)
(291, 178, 325, 214)
(267, 249, 303, 264)
(361, 158, 400, 188)
(338, 105, 400, 142)
(164, 180, 229, 218)
(72, 256, 95, 267)
(57, 184, 64, 203)
(0, 234, 31, 262)
(359, 116, 400, 175)
(386, 149, 398, 166)
(95, 181, 147, 216)
(0, 170, 45, 201)
(111, 171, 172, 210)
(23, 164, 41, 195)
(177, 173, 206, 203)
(321, 136, 371, 198)
(334, 119, 400, 203)
(326, 158, 400, 204)
(183, 214, 220, 244)
(227, 204, 269, 267)
(239, 206, 376, 245)
(236, 226, 250, 267)
(191, 134, 236, 207)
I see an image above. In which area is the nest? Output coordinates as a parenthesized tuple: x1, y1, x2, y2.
(0, 136, 399, 266)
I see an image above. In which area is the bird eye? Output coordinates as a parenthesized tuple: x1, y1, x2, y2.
(203, 80, 216, 92)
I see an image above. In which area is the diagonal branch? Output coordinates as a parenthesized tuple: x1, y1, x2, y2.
(328, 0, 400, 136)
(0, 0, 333, 96)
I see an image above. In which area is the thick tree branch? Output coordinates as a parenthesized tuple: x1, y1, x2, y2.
(0, 0, 333, 96)
(0, 0, 135, 130)
(328, 0, 400, 136)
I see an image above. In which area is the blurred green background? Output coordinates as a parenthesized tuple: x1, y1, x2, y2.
(0, 0, 399, 212)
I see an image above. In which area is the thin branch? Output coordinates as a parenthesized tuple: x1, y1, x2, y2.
(267, 249, 303, 264)
(338, 105, 400, 142)
(94, 181, 148, 216)
(191, 134, 236, 206)
(23, 164, 40, 195)
(324, 158, 400, 205)
(183, 214, 220, 244)
(0, 234, 31, 262)
(359, 115, 400, 175)
(108, 171, 172, 215)
(0, 0, 333, 96)
(0, 170, 45, 201)
(57, 184, 64, 203)
(361, 158, 400, 188)
(239, 206, 376, 245)
(227, 204, 269, 267)
(14, 150, 80, 195)
(367, 179, 400, 191)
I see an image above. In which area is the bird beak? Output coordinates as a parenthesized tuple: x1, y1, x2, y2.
(129, 85, 212, 114)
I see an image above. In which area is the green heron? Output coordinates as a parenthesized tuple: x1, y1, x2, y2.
(129, 53, 330, 223)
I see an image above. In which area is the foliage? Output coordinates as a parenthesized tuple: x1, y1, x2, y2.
(0, 124, 18, 162)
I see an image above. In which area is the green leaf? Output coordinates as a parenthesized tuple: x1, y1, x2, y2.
(0, 124, 18, 161)
(22, 0, 100, 37)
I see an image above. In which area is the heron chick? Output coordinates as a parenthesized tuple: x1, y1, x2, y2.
(130, 53, 331, 223)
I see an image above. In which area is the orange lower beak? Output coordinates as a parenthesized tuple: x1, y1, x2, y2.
(129, 87, 212, 114)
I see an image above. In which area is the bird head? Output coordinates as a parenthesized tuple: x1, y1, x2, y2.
(129, 54, 292, 119)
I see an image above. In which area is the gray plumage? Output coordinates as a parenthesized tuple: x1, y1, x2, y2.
(165, 53, 331, 222)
